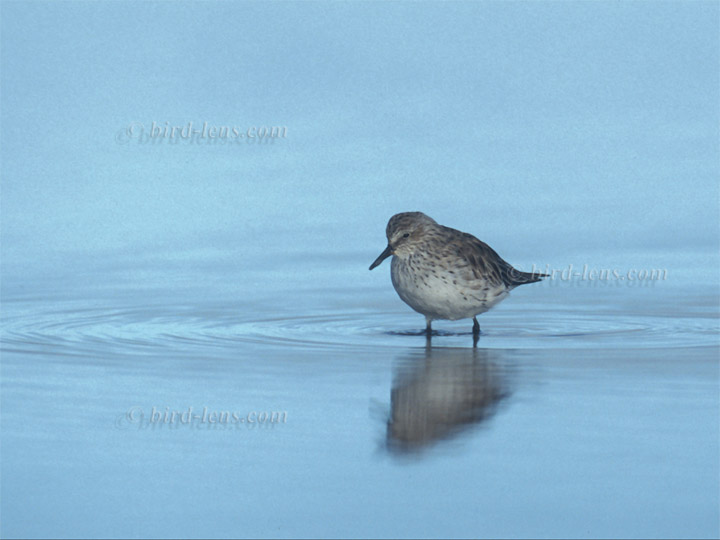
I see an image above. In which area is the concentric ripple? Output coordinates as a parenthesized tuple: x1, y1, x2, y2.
(1, 297, 717, 358)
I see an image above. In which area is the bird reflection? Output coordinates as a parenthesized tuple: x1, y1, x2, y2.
(387, 346, 509, 454)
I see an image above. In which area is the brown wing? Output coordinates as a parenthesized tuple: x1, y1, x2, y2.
(443, 228, 547, 289)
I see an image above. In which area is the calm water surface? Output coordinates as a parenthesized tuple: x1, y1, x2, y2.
(1, 250, 718, 539)
(3, 2, 719, 537)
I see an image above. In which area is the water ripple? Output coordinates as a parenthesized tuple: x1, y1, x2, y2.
(1, 299, 717, 357)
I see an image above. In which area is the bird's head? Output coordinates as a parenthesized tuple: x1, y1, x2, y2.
(369, 212, 437, 270)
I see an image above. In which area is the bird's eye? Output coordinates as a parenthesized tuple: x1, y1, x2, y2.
(402, 233, 410, 238)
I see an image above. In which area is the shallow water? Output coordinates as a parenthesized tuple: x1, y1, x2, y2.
(2, 2, 719, 537)
(1, 252, 718, 539)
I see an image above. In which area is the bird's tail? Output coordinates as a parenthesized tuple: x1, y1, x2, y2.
(505, 267, 549, 287)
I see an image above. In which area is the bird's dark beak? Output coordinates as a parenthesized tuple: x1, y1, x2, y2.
(369, 244, 394, 270)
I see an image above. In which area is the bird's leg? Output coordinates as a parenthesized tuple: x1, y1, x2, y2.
(425, 318, 432, 340)
(472, 317, 480, 347)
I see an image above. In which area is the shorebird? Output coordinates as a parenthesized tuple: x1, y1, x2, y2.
(369, 212, 546, 340)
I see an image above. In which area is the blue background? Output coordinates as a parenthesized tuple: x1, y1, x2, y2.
(2, 1, 718, 276)
(2, 2, 718, 539)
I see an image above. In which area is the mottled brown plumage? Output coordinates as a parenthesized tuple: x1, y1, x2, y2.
(369, 212, 547, 339)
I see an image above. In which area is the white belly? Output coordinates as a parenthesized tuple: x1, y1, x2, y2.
(390, 256, 508, 321)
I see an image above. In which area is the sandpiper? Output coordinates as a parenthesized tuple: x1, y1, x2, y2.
(369, 212, 546, 339)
